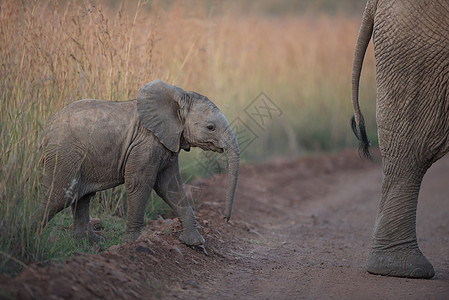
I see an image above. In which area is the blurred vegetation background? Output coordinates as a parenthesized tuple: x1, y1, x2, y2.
(0, 0, 377, 275)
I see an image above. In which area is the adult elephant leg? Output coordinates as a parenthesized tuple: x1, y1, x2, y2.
(72, 192, 103, 243)
(366, 155, 435, 279)
(154, 158, 205, 246)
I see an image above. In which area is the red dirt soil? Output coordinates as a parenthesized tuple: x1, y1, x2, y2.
(1, 150, 448, 299)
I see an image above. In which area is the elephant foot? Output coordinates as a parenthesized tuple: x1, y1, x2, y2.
(179, 229, 205, 246)
(366, 248, 435, 279)
(122, 231, 141, 243)
(88, 229, 105, 243)
(74, 223, 105, 244)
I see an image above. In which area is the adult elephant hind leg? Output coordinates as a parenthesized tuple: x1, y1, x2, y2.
(367, 248, 434, 279)
(366, 157, 435, 279)
(72, 192, 104, 243)
(154, 160, 205, 246)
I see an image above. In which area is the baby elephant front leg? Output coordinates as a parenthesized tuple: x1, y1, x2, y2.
(176, 205, 205, 246)
(122, 185, 152, 242)
(155, 161, 205, 246)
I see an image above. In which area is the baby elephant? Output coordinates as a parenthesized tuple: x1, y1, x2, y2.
(37, 79, 240, 245)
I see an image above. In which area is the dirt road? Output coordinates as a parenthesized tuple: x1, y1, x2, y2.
(1, 150, 448, 299)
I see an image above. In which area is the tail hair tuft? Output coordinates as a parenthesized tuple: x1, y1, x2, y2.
(351, 115, 372, 160)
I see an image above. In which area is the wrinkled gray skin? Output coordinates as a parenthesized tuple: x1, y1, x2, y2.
(352, 0, 449, 278)
(37, 79, 240, 246)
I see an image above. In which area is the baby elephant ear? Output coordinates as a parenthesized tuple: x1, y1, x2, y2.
(137, 79, 184, 152)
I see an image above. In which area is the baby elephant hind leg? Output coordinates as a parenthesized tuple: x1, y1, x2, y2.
(72, 192, 104, 243)
(33, 180, 78, 236)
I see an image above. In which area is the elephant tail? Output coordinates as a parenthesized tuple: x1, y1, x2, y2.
(351, 115, 371, 159)
(351, 0, 377, 160)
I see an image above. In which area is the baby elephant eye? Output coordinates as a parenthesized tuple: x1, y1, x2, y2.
(206, 124, 216, 131)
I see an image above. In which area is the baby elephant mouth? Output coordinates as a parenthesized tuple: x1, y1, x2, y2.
(208, 144, 224, 153)
(198, 142, 223, 153)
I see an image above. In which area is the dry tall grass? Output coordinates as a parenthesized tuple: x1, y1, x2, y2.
(0, 0, 376, 272)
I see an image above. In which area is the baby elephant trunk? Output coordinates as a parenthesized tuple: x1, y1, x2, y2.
(222, 125, 240, 221)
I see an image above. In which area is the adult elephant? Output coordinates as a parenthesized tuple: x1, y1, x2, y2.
(351, 0, 449, 278)
(37, 79, 240, 245)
